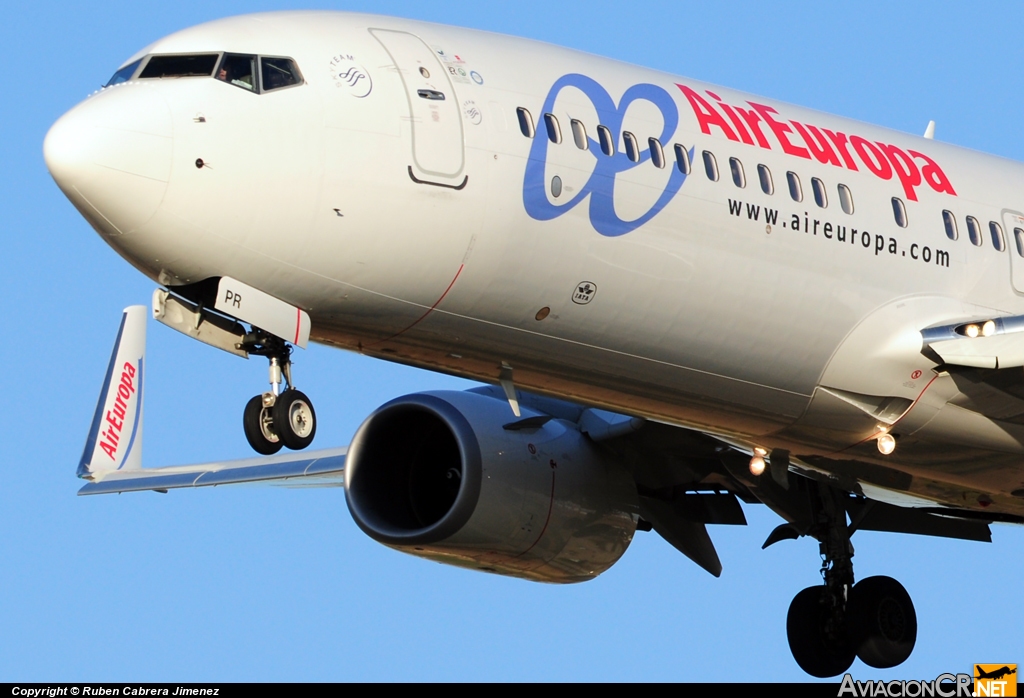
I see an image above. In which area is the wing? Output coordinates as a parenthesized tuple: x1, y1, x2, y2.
(78, 447, 346, 495)
(79, 308, 993, 578)
(77, 306, 345, 496)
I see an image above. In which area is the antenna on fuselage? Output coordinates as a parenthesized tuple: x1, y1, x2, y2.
(923, 120, 936, 139)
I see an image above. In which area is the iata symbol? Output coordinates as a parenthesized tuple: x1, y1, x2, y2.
(572, 282, 597, 305)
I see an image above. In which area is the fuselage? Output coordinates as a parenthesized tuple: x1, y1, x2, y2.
(45, 11, 1024, 516)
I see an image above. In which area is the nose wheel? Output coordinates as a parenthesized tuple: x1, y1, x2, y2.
(240, 332, 317, 454)
(273, 388, 316, 450)
(243, 394, 282, 455)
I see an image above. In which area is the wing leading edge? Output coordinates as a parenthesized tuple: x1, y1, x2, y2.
(78, 447, 347, 495)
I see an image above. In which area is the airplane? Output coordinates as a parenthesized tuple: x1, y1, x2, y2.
(976, 666, 1017, 681)
(42, 10, 1024, 679)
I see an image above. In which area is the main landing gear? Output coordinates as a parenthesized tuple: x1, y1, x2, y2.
(785, 484, 917, 677)
(240, 331, 316, 455)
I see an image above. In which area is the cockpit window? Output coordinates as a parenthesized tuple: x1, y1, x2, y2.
(217, 54, 257, 92)
(261, 57, 303, 91)
(139, 54, 219, 79)
(106, 59, 142, 86)
(124, 51, 303, 95)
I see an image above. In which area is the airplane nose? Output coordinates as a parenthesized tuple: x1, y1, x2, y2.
(44, 86, 172, 235)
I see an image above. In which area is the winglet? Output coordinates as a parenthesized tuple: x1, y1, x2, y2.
(78, 306, 147, 478)
(923, 120, 935, 139)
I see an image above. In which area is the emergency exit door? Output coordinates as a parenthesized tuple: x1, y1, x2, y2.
(371, 29, 466, 184)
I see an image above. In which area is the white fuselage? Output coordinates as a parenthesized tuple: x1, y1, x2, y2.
(45, 11, 1024, 515)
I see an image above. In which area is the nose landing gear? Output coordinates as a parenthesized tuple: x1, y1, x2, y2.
(240, 331, 317, 455)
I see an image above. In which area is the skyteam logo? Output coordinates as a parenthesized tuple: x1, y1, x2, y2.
(523, 74, 690, 237)
(329, 55, 372, 98)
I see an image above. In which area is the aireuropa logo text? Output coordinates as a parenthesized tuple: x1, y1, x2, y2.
(678, 84, 956, 202)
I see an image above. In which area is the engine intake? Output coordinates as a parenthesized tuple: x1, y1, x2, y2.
(346, 394, 482, 543)
(345, 391, 638, 583)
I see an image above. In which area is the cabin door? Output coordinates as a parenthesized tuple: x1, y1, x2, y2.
(370, 28, 465, 186)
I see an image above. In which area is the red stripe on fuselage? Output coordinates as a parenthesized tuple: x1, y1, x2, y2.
(366, 264, 465, 347)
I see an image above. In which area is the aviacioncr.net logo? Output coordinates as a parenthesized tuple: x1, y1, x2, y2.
(522, 73, 691, 237)
(974, 665, 1017, 697)
(838, 669, 1019, 698)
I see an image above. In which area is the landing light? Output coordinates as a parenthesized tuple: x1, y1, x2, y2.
(982, 320, 996, 337)
(877, 433, 896, 455)
(749, 455, 766, 476)
(965, 324, 980, 338)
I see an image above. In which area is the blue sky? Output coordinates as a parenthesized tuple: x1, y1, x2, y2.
(2, 0, 1022, 682)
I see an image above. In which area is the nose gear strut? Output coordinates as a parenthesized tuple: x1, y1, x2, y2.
(240, 329, 317, 454)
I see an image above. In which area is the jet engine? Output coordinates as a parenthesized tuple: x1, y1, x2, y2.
(344, 390, 639, 583)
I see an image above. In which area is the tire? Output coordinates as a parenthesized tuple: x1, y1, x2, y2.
(244, 394, 283, 455)
(272, 389, 316, 450)
(787, 586, 856, 678)
(848, 576, 917, 669)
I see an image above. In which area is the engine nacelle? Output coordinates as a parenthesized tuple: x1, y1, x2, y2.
(344, 390, 638, 583)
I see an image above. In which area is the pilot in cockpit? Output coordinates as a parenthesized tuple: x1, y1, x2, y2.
(216, 54, 255, 91)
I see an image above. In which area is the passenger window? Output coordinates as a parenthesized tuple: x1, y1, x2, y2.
(990, 221, 1005, 251)
(942, 210, 958, 240)
(1015, 228, 1024, 257)
(571, 119, 588, 150)
(787, 172, 802, 202)
(598, 126, 614, 156)
(517, 108, 535, 138)
(703, 151, 719, 181)
(106, 58, 142, 86)
(811, 178, 827, 208)
(838, 184, 854, 214)
(261, 57, 303, 91)
(730, 158, 745, 188)
(674, 144, 691, 174)
(758, 164, 773, 195)
(217, 54, 258, 91)
(623, 132, 640, 162)
(142, 54, 220, 79)
(649, 138, 665, 169)
(543, 113, 561, 144)
(892, 198, 908, 228)
(967, 216, 982, 246)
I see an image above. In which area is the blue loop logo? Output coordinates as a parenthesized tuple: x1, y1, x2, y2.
(523, 74, 690, 237)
